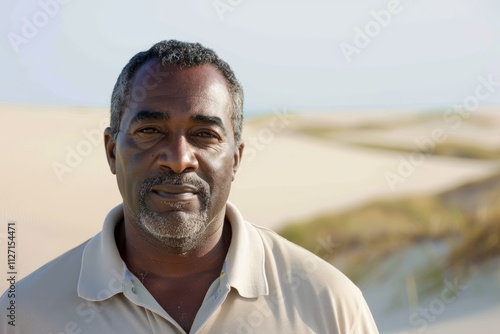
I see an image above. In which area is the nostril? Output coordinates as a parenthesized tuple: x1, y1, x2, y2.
(156, 141, 199, 174)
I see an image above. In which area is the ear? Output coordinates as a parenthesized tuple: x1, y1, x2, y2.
(231, 141, 245, 181)
(104, 127, 117, 175)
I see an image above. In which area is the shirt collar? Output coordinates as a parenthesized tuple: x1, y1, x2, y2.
(78, 202, 269, 301)
(78, 204, 127, 301)
(224, 201, 269, 298)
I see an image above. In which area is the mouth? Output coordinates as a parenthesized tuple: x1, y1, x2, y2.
(151, 184, 199, 202)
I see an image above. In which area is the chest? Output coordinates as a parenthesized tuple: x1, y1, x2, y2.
(143, 271, 220, 332)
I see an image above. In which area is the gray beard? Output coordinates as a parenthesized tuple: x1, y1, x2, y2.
(137, 171, 212, 251)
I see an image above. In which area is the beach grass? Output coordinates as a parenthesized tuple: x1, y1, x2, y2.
(346, 141, 500, 160)
(291, 111, 500, 160)
(278, 171, 500, 284)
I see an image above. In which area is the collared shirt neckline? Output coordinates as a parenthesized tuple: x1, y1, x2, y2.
(77, 202, 269, 303)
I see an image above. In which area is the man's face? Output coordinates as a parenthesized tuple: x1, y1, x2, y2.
(105, 61, 243, 250)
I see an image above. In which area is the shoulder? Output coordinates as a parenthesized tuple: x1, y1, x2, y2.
(17, 239, 88, 293)
(0, 240, 89, 332)
(250, 223, 379, 333)
(252, 223, 361, 294)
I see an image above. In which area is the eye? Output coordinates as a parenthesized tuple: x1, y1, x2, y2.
(193, 130, 218, 138)
(137, 127, 161, 134)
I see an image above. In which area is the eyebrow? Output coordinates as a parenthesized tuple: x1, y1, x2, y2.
(191, 114, 227, 137)
(129, 110, 169, 127)
(128, 110, 227, 136)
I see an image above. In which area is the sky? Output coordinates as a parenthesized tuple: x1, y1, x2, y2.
(2, 0, 500, 114)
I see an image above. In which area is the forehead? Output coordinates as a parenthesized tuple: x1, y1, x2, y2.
(127, 60, 232, 117)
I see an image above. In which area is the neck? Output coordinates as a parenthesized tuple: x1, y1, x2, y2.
(115, 216, 231, 279)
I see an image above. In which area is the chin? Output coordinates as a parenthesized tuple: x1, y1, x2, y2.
(138, 208, 209, 243)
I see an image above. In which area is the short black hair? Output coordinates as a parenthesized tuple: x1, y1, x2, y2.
(110, 40, 244, 143)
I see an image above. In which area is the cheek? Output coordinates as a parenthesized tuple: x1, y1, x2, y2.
(114, 149, 148, 200)
(114, 153, 132, 200)
(201, 152, 235, 191)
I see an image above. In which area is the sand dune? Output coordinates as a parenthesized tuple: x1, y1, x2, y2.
(1, 105, 499, 332)
(233, 109, 500, 229)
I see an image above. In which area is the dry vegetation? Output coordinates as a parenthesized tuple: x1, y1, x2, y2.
(279, 172, 500, 284)
(344, 141, 500, 160)
(269, 110, 500, 308)
(290, 110, 500, 160)
(268, 110, 500, 294)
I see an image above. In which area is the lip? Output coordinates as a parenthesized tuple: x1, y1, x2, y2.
(151, 184, 199, 201)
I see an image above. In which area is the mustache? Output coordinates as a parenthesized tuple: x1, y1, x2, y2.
(140, 171, 208, 194)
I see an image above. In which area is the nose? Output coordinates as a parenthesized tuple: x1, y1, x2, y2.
(157, 135, 199, 174)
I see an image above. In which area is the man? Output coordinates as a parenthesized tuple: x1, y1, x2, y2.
(1, 40, 378, 333)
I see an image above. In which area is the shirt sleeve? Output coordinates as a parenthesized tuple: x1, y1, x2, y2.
(348, 294, 380, 334)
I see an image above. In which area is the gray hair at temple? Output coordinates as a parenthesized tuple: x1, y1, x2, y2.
(110, 40, 244, 143)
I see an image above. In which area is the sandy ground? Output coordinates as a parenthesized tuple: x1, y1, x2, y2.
(362, 242, 500, 333)
(233, 109, 500, 229)
(1, 105, 499, 332)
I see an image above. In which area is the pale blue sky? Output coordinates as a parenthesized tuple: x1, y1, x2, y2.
(2, 0, 500, 114)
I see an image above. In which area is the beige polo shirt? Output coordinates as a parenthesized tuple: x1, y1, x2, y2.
(1, 202, 378, 333)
